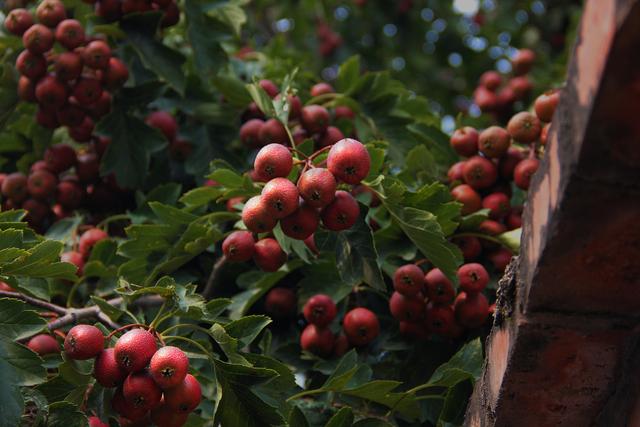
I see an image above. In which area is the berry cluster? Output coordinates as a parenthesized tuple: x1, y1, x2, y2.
(390, 263, 491, 340)
(92, 0, 180, 27)
(59, 226, 109, 276)
(61, 325, 200, 426)
(316, 21, 342, 57)
(7, 2, 129, 139)
(145, 111, 192, 162)
(0, 141, 128, 232)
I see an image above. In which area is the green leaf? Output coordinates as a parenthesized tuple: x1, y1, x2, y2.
(206, 0, 248, 37)
(427, 338, 483, 387)
(185, 0, 228, 80)
(0, 336, 47, 386)
(246, 83, 276, 117)
(336, 56, 361, 94)
(46, 401, 88, 427)
(210, 323, 249, 365)
(298, 259, 353, 305)
(224, 315, 271, 347)
(288, 406, 310, 427)
(497, 228, 521, 254)
(0, 298, 47, 340)
(325, 407, 354, 427)
(180, 186, 222, 207)
(0, 383, 23, 427)
(44, 216, 82, 242)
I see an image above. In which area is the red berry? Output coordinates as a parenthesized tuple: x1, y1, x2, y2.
(482, 192, 510, 220)
(0, 281, 14, 291)
(488, 248, 512, 273)
(95, 0, 122, 21)
(225, 196, 245, 212)
(160, 2, 180, 28)
(450, 127, 479, 157)
(534, 90, 560, 122)
(509, 76, 532, 99)
(507, 112, 541, 143)
(115, 328, 158, 373)
(478, 126, 511, 159)
(424, 268, 455, 304)
(123, 372, 162, 411)
(35, 75, 68, 109)
(462, 156, 497, 189)
(287, 95, 303, 120)
(479, 71, 502, 91)
(103, 57, 129, 89)
(36, 0, 66, 27)
(241, 195, 276, 233)
(145, 111, 177, 141)
(511, 48, 535, 76)
(27, 169, 57, 200)
(454, 291, 490, 328)
(164, 374, 202, 413)
(506, 207, 522, 230)
(301, 105, 330, 134)
(478, 220, 506, 236)
(264, 287, 296, 319)
(16, 50, 47, 80)
(320, 190, 359, 231)
(393, 264, 424, 297)
(317, 126, 345, 148)
(303, 294, 337, 327)
(499, 147, 524, 180)
(94, 348, 128, 387)
(56, 180, 84, 210)
(343, 307, 379, 347)
(254, 143, 293, 180)
(5, 9, 34, 36)
(297, 168, 337, 208)
(333, 333, 350, 357)
(61, 250, 84, 275)
(2, 172, 28, 202)
(253, 238, 286, 272)
(22, 24, 54, 54)
(389, 291, 424, 322)
(334, 106, 355, 121)
(27, 334, 59, 355)
(57, 104, 86, 127)
(149, 346, 189, 389)
(513, 158, 539, 190)
(55, 19, 85, 49)
(76, 152, 100, 183)
(150, 403, 189, 427)
(258, 118, 288, 146)
(447, 161, 465, 182)
(303, 234, 319, 254)
(425, 304, 456, 336)
(73, 77, 103, 106)
(17, 76, 35, 103)
(79, 227, 108, 257)
(258, 79, 279, 98)
(112, 387, 148, 421)
(540, 123, 550, 146)
(474, 85, 499, 111)
(64, 324, 104, 359)
(239, 119, 264, 148)
(451, 184, 482, 216)
(280, 202, 319, 240)
(300, 324, 334, 357)
(88, 416, 109, 427)
(53, 51, 83, 81)
(83, 40, 111, 69)
(261, 177, 299, 219)
(222, 230, 255, 262)
(327, 138, 371, 185)
(22, 198, 50, 226)
(457, 263, 489, 293)
(310, 82, 334, 97)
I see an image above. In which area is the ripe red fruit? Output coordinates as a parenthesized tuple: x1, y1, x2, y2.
(506, 207, 522, 230)
(79, 227, 108, 257)
(253, 238, 286, 272)
(27, 334, 59, 355)
(513, 158, 540, 190)
(239, 119, 264, 148)
(474, 85, 499, 111)
(254, 143, 293, 180)
(320, 190, 359, 231)
(35, 75, 68, 109)
(225, 196, 244, 212)
(45, 144, 75, 174)
(5, 9, 34, 36)
(56, 180, 83, 209)
(95, 0, 122, 21)
(301, 105, 330, 134)
(334, 106, 355, 121)
(149, 346, 189, 389)
(61, 250, 84, 275)
(450, 127, 479, 157)
(22, 198, 50, 226)
(424, 268, 455, 304)
(482, 192, 510, 220)
(303, 234, 319, 254)
(333, 333, 350, 357)
(168, 139, 192, 161)
(16, 50, 47, 80)
(457, 263, 490, 293)
(222, 230, 255, 262)
(55, 19, 85, 49)
(264, 287, 296, 319)
(160, 2, 180, 27)
(88, 416, 109, 427)
(241, 195, 276, 233)
(53, 51, 83, 81)
(478, 220, 507, 236)
(258, 79, 279, 98)
(36, 0, 66, 27)
(343, 307, 380, 347)
(507, 112, 541, 143)
(146, 111, 177, 140)
(425, 304, 456, 336)
(509, 76, 533, 99)
(303, 294, 337, 327)
(540, 123, 550, 146)
(399, 321, 429, 340)
(22, 24, 54, 54)
(534, 90, 560, 122)
(103, 57, 129, 89)
(317, 126, 345, 148)
(2, 172, 28, 202)
(115, 328, 158, 373)
(123, 372, 162, 411)
(112, 387, 149, 421)
(150, 403, 189, 427)
(300, 324, 334, 357)
(26, 169, 57, 199)
(261, 177, 299, 219)
(327, 138, 371, 185)
(479, 71, 502, 91)
(511, 48, 535, 76)
(297, 168, 337, 208)
(83, 40, 111, 69)
(389, 292, 425, 322)
(64, 324, 104, 359)
(451, 184, 482, 216)
(258, 118, 288, 146)
(499, 147, 524, 180)
(73, 77, 103, 106)
(462, 156, 498, 189)
(57, 104, 86, 127)
(393, 264, 425, 297)
(16, 79, 36, 102)
(164, 374, 202, 413)
(76, 152, 100, 183)
(478, 126, 511, 159)
(0, 281, 14, 291)
(310, 82, 334, 97)
(281, 203, 319, 240)
(448, 161, 465, 182)
(488, 248, 512, 272)
(94, 348, 128, 387)
(454, 291, 490, 329)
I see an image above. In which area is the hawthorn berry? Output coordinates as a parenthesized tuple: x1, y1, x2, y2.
(399, 321, 429, 340)
(95, 0, 122, 22)
(94, 348, 127, 387)
(425, 304, 456, 336)
(254, 143, 293, 180)
(393, 264, 424, 297)
(54, 51, 83, 81)
(23, 198, 50, 226)
(333, 333, 350, 357)
(300, 324, 334, 357)
(303, 234, 319, 254)
(540, 123, 550, 146)
(478, 220, 507, 236)
(103, 57, 130, 89)
(450, 127, 479, 157)
(225, 196, 245, 212)
(457, 263, 490, 293)
(488, 248, 513, 272)
(23, 24, 54, 54)
(509, 76, 532, 99)
(26, 169, 57, 200)
(27, 334, 59, 355)
(310, 82, 334, 97)
(478, 126, 511, 159)
(513, 158, 540, 190)
(57, 104, 86, 127)
(280, 202, 320, 240)
(17, 76, 36, 102)
(351, 184, 381, 207)
(326, 138, 371, 184)
(114, 328, 158, 373)
(287, 95, 303, 120)
(149, 346, 189, 389)
(479, 71, 502, 91)
(16, 50, 47, 80)
(451, 184, 482, 216)
(317, 126, 345, 148)
(222, 230, 255, 262)
(64, 324, 104, 360)
(259, 79, 279, 98)
(334, 106, 355, 121)
(123, 372, 163, 411)
(261, 177, 299, 219)
(112, 387, 149, 421)
(239, 119, 264, 148)
(499, 147, 524, 180)
(320, 190, 359, 231)
(88, 416, 109, 427)
(160, 2, 180, 27)
(506, 207, 523, 230)
(534, 90, 560, 122)
(61, 250, 84, 275)
(73, 77, 104, 106)
(35, 75, 68, 109)
(424, 268, 455, 304)
(55, 19, 85, 49)
(76, 152, 100, 183)
(454, 291, 490, 329)
(297, 168, 337, 208)
(36, 0, 66, 27)
(343, 307, 380, 347)
(303, 294, 337, 327)
(2, 172, 29, 202)
(150, 403, 189, 427)
(79, 227, 109, 257)
(482, 192, 510, 219)
(4, 9, 34, 36)
(474, 86, 499, 111)
(511, 48, 535, 76)
(507, 112, 541, 143)
(56, 180, 84, 210)
(164, 373, 202, 413)
(83, 40, 112, 69)
(258, 118, 288, 146)
(253, 238, 286, 272)
(264, 287, 296, 319)
(389, 291, 425, 322)
(462, 156, 498, 190)
(241, 195, 277, 233)
(301, 105, 330, 134)
(447, 161, 465, 182)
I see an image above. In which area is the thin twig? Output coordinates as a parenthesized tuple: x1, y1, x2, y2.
(202, 257, 227, 299)
(0, 291, 67, 315)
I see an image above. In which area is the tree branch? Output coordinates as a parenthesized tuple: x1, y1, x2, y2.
(202, 256, 227, 299)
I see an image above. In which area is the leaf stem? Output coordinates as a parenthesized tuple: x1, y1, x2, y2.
(162, 335, 213, 359)
(286, 388, 327, 402)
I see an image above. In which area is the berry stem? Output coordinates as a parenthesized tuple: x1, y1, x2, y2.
(451, 232, 516, 252)
(106, 323, 151, 340)
(96, 213, 131, 230)
(162, 335, 213, 359)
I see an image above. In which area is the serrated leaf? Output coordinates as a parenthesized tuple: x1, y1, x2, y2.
(46, 401, 88, 427)
(44, 216, 82, 242)
(224, 315, 271, 347)
(325, 407, 354, 427)
(0, 298, 47, 340)
(336, 55, 361, 94)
